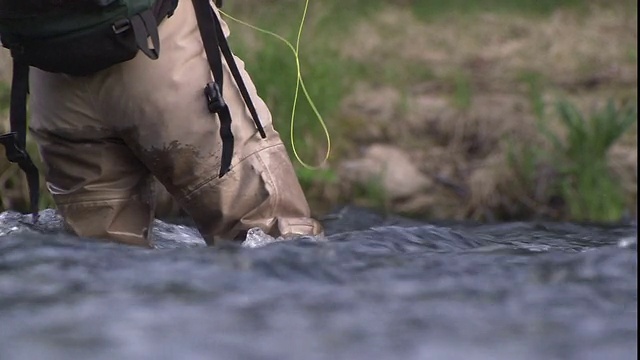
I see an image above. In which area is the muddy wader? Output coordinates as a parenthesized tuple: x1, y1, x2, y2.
(9, 1, 322, 246)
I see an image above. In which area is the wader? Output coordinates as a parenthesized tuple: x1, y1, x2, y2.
(27, 1, 322, 246)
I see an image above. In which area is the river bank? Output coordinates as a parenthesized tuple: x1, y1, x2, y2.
(1, 0, 637, 223)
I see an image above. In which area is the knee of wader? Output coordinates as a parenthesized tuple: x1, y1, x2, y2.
(181, 143, 322, 243)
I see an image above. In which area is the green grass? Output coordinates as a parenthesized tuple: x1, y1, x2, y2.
(519, 70, 546, 120)
(513, 99, 638, 222)
(230, 36, 350, 163)
(550, 100, 636, 221)
(352, 175, 389, 212)
(452, 72, 473, 110)
(220, 0, 420, 163)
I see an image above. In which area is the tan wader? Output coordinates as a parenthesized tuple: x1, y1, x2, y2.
(28, 1, 322, 246)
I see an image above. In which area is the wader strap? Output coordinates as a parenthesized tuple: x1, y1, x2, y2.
(214, 10, 267, 140)
(0, 60, 39, 220)
(191, 0, 267, 177)
(191, 0, 233, 177)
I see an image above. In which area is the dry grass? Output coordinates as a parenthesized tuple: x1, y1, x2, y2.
(342, 4, 637, 85)
(335, 2, 637, 220)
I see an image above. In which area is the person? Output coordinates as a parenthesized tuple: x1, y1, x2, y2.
(23, 0, 323, 246)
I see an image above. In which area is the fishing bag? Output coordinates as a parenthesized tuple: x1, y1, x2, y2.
(0, 0, 265, 218)
(0, 0, 179, 75)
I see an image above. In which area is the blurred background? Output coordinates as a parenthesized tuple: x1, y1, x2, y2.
(1, 0, 637, 223)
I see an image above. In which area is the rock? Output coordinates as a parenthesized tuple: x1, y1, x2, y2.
(339, 144, 433, 200)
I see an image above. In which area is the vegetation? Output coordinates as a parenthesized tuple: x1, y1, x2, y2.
(509, 99, 637, 222)
(550, 100, 637, 221)
(1, 0, 637, 223)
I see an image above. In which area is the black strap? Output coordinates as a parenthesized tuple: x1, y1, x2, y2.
(130, 9, 161, 60)
(192, 0, 225, 93)
(191, 0, 267, 177)
(215, 15, 267, 140)
(9, 61, 28, 147)
(191, 0, 233, 177)
(0, 59, 39, 221)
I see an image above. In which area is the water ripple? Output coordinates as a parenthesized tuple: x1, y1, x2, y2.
(0, 207, 636, 360)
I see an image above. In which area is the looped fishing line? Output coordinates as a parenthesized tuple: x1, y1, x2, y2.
(219, 0, 331, 170)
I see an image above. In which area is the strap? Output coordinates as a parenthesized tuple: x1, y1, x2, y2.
(0, 59, 40, 220)
(192, 0, 233, 177)
(214, 14, 267, 139)
(217, 106, 235, 177)
(130, 9, 161, 60)
(192, 0, 225, 93)
(191, 0, 267, 176)
(10, 61, 28, 147)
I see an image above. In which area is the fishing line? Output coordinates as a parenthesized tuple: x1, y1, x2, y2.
(218, 0, 331, 170)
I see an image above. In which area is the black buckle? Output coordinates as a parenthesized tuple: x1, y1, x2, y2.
(0, 132, 28, 164)
(204, 82, 226, 114)
(112, 18, 131, 34)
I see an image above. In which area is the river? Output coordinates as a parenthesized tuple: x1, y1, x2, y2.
(0, 207, 637, 360)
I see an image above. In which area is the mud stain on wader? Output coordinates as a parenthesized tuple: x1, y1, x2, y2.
(120, 125, 224, 199)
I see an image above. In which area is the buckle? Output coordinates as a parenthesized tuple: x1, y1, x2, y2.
(204, 82, 227, 114)
(0, 132, 28, 164)
(112, 19, 131, 34)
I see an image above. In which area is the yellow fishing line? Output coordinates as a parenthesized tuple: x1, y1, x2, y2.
(219, 0, 331, 170)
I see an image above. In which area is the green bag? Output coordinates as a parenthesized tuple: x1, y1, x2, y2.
(0, 0, 177, 75)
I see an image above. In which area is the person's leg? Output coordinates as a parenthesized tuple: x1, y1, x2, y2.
(99, 1, 322, 244)
(29, 69, 155, 247)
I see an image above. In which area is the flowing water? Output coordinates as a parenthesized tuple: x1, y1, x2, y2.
(0, 207, 637, 360)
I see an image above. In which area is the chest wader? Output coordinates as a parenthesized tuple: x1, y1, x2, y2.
(0, 0, 265, 220)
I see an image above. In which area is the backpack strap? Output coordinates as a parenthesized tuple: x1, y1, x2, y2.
(130, 9, 161, 60)
(191, 0, 266, 178)
(0, 59, 40, 221)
